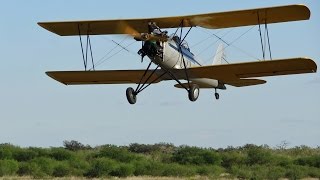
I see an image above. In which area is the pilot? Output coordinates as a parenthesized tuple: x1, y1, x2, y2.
(148, 22, 161, 35)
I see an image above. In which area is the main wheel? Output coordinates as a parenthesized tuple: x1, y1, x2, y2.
(215, 92, 220, 100)
(188, 84, 200, 102)
(126, 87, 137, 104)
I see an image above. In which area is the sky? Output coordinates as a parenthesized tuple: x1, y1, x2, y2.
(0, 0, 319, 148)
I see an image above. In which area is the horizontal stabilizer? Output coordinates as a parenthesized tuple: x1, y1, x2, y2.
(174, 83, 218, 89)
(174, 79, 265, 88)
(224, 79, 266, 87)
(38, 4, 310, 36)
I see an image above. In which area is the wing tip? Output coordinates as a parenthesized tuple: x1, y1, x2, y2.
(300, 57, 317, 73)
(297, 4, 311, 20)
(46, 71, 68, 85)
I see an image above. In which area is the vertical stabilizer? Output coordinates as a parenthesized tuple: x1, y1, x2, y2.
(213, 43, 225, 65)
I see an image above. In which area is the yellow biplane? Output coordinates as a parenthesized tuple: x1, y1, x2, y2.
(38, 4, 317, 104)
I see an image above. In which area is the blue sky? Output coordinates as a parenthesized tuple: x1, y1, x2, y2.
(0, 0, 319, 148)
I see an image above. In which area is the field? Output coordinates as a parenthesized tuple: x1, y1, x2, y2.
(0, 141, 319, 179)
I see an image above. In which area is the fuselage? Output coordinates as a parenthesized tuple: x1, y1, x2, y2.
(145, 36, 220, 89)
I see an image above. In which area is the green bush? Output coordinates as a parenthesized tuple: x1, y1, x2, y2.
(273, 155, 293, 167)
(128, 143, 175, 154)
(250, 165, 270, 179)
(52, 162, 71, 177)
(0, 146, 13, 160)
(230, 165, 252, 179)
(134, 160, 164, 176)
(31, 157, 56, 176)
(110, 163, 135, 177)
(221, 151, 245, 169)
(0, 159, 19, 176)
(132, 159, 153, 176)
(196, 165, 225, 177)
(128, 143, 154, 154)
(305, 166, 320, 178)
(267, 166, 286, 179)
(68, 156, 90, 176)
(12, 149, 37, 162)
(17, 162, 45, 178)
(85, 157, 117, 177)
(50, 148, 74, 161)
(28, 147, 50, 158)
(172, 146, 221, 165)
(285, 165, 308, 180)
(161, 163, 196, 177)
(295, 155, 320, 168)
(97, 146, 137, 163)
(246, 147, 272, 165)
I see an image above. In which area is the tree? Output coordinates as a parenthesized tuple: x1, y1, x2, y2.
(63, 140, 91, 151)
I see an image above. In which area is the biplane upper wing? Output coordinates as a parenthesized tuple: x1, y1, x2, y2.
(187, 57, 317, 87)
(46, 69, 166, 85)
(38, 4, 310, 36)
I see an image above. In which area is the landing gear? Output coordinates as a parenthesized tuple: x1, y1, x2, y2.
(214, 88, 220, 100)
(188, 84, 200, 102)
(126, 87, 137, 104)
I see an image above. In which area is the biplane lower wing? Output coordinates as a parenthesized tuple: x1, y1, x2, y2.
(46, 70, 166, 85)
(47, 57, 316, 86)
(187, 57, 317, 86)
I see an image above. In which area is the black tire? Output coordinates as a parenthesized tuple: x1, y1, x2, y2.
(126, 87, 137, 104)
(188, 84, 200, 102)
(215, 92, 220, 100)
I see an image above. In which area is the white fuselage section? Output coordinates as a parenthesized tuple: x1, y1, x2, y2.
(148, 38, 219, 88)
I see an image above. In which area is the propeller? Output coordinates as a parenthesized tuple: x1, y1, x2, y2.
(117, 21, 169, 63)
(117, 21, 169, 42)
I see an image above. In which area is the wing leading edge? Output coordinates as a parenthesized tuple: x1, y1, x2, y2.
(38, 4, 310, 36)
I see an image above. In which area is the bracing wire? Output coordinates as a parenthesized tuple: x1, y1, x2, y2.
(190, 29, 224, 48)
(88, 35, 141, 70)
(94, 36, 129, 65)
(194, 28, 234, 56)
(89, 40, 137, 70)
(203, 25, 260, 64)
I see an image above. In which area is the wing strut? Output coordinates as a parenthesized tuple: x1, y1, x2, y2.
(78, 24, 95, 71)
(177, 21, 193, 90)
(257, 11, 273, 60)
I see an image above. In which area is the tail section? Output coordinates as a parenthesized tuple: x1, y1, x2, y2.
(212, 43, 226, 65)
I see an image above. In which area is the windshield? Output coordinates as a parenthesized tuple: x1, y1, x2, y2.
(171, 35, 190, 51)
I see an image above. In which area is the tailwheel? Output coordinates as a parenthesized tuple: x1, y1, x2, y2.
(188, 84, 200, 102)
(214, 88, 219, 100)
(126, 87, 137, 104)
(215, 92, 220, 100)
